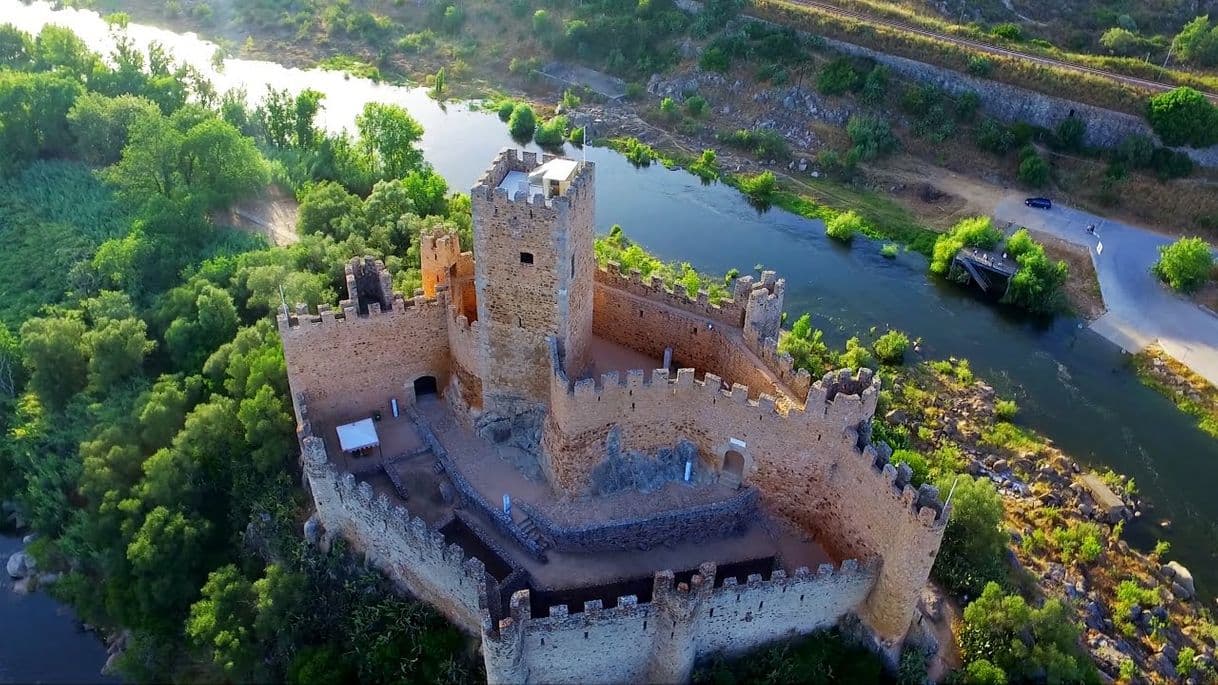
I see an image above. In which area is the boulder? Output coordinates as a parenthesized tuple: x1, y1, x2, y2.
(1163, 562, 1195, 599)
(919, 585, 944, 623)
(6, 550, 34, 579)
(303, 515, 321, 546)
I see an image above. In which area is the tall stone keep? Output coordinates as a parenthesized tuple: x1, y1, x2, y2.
(471, 149, 596, 412)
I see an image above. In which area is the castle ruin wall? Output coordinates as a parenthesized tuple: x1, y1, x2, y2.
(277, 294, 452, 426)
(483, 559, 878, 684)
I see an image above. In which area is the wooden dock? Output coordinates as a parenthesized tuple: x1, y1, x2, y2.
(951, 248, 1019, 295)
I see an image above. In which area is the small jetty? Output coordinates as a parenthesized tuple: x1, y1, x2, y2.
(950, 247, 1018, 296)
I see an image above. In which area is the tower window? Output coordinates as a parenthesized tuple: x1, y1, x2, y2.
(571, 254, 575, 278)
(520, 252, 534, 265)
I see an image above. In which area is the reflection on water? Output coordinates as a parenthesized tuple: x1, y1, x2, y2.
(5, 0, 1217, 611)
(0, 534, 116, 684)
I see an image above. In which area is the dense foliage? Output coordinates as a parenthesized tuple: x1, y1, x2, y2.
(1146, 87, 1218, 148)
(0, 23, 478, 684)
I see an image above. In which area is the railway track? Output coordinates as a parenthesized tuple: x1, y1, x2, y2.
(763, 0, 1218, 104)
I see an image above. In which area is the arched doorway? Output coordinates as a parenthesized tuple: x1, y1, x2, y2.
(722, 450, 745, 488)
(413, 375, 438, 400)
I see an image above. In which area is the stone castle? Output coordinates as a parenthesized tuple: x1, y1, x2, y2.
(279, 149, 947, 683)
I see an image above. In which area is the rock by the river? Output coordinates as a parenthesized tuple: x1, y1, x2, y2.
(1163, 561, 1195, 599)
(6, 550, 35, 579)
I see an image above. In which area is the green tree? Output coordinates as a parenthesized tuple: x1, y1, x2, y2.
(0, 70, 83, 170)
(106, 112, 184, 201)
(83, 316, 155, 389)
(1100, 27, 1142, 56)
(738, 170, 776, 205)
(356, 102, 425, 178)
(297, 181, 363, 240)
(237, 384, 294, 474)
(817, 57, 861, 95)
(872, 330, 910, 365)
(1017, 148, 1050, 187)
(779, 314, 833, 375)
(0, 24, 33, 68)
(177, 118, 269, 208)
(187, 564, 260, 677)
(431, 67, 446, 99)
(930, 216, 1002, 275)
(1055, 116, 1086, 152)
(890, 448, 929, 486)
(659, 97, 678, 119)
(960, 583, 1096, 683)
(19, 315, 88, 408)
(931, 476, 1007, 597)
(846, 115, 898, 160)
(1146, 87, 1218, 147)
(67, 92, 161, 166)
(1173, 16, 1218, 67)
(534, 115, 570, 147)
(685, 95, 708, 117)
(163, 284, 240, 372)
(126, 505, 212, 630)
(1003, 232, 1068, 313)
(1152, 236, 1214, 293)
(507, 103, 537, 141)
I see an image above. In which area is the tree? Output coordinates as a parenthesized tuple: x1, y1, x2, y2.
(126, 505, 212, 630)
(431, 67, 446, 99)
(1055, 116, 1086, 152)
(106, 112, 185, 201)
(0, 24, 33, 68)
(738, 171, 776, 205)
(237, 385, 294, 474)
(83, 316, 155, 389)
(533, 115, 570, 147)
(930, 216, 1002, 275)
(0, 71, 83, 170)
(659, 97, 678, 119)
(188, 564, 260, 677)
(507, 103, 537, 141)
(67, 92, 161, 166)
(0, 325, 22, 399)
(817, 58, 861, 95)
(1153, 236, 1215, 293)
(1172, 16, 1218, 67)
(356, 102, 425, 178)
(1100, 27, 1142, 56)
(19, 315, 88, 408)
(931, 476, 1007, 597)
(1001, 229, 1068, 313)
(297, 181, 363, 240)
(960, 583, 1096, 683)
(177, 118, 269, 208)
(846, 115, 898, 160)
(1146, 87, 1218, 148)
(163, 284, 240, 372)
(872, 330, 910, 365)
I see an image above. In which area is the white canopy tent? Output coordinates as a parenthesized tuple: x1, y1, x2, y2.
(336, 418, 379, 452)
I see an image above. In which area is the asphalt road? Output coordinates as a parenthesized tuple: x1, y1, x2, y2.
(994, 195, 1218, 386)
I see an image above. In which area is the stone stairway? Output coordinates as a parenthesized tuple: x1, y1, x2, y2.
(516, 512, 553, 553)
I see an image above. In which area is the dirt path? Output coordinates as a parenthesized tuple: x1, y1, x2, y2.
(223, 187, 300, 246)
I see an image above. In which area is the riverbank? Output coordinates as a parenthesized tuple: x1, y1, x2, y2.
(1133, 345, 1218, 440)
(878, 359, 1218, 683)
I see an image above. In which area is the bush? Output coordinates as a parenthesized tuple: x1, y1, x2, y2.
(1002, 229, 1068, 313)
(1055, 116, 1086, 151)
(1017, 147, 1050, 187)
(1173, 15, 1218, 67)
(507, 104, 536, 141)
(967, 55, 993, 76)
(699, 46, 731, 72)
(872, 330, 910, 365)
(659, 96, 678, 119)
(1146, 87, 1218, 148)
(533, 115, 569, 147)
(846, 115, 898, 160)
(685, 95, 708, 117)
(994, 399, 1018, 421)
(890, 449, 928, 486)
(816, 57, 861, 95)
(825, 210, 864, 243)
(930, 216, 1002, 275)
(1100, 27, 1142, 56)
(688, 149, 719, 183)
(880, 243, 898, 259)
(1153, 236, 1214, 293)
(1113, 580, 1160, 636)
(495, 99, 517, 122)
(717, 128, 788, 160)
(738, 170, 776, 204)
(975, 118, 1016, 155)
(990, 23, 1023, 41)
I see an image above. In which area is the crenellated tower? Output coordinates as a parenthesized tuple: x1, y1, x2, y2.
(470, 149, 596, 414)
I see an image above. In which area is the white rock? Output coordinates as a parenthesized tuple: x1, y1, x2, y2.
(6, 551, 34, 579)
(1164, 561, 1195, 599)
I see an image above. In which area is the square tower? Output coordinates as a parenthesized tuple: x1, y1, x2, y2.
(471, 149, 596, 412)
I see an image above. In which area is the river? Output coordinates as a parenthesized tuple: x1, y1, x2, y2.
(4, 0, 1217, 666)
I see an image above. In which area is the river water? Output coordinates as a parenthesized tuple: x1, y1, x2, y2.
(3, 1, 1217, 672)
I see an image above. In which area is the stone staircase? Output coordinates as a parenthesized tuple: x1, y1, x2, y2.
(515, 511, 553, 554)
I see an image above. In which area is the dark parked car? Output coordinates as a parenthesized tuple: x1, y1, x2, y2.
(1024, 197, 1052, 209)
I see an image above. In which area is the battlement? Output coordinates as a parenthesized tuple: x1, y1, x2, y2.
(595, 263, 747, 328)
(471, 148, 595, 209)
(276, 291, 447, 335)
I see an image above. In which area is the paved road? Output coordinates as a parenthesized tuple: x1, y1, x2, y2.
(994, 195, 1218, 386)
(768, 0, 1218, 103)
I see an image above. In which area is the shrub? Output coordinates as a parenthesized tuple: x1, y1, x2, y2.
(659, 97, 678, 119)
(699, 46, 731, 72)
(717, 128, 788, 160)
(872, 329, 910, 365)
(1173, 16, 1218, 67)
(507, 104, 536, 140)
(990, 23, 1023, 41)
(846, 115, 898, 160)
(688, 149, 719, 183)
(960, 583, 1096, 683)
(816, 57, 861, 95)
(1147, 87, 1218, 148)
(975, 118, 1016, 155)
(838, 336, 874, 370)
(1055, 116, 1086, 152)
(738, 170, 776, 204)
(495, 99, 517, 122)
(1113, 580, 1159, 636)
(1052, 522, 1104, 564)
(567, 126, 586, 145)
(685, 95, 708, 117)
(559, 89, 581, 111)
(1002, 229, 1068, 313)
(930, 216, 1002, 275)
(859, 66, 889, 106)
(1017, 148, 1050, 187)
(1100, 27, 1142, 56)
(532, 9, 551, 35)
(533, 115, 569, 147)
(967, 55, 993, 76)
(825, 210, 864, 243)
(1153, 236, 1214, 293)
(1113, 134, 1155, 168)
(880, 243, 898, 258)
(889, 449, 928, 485)
(994, 399, 1018, 421)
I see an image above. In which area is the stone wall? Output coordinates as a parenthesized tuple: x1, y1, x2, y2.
(542, 341, 947, 643)
(820, 36, 1218, 162)
(516, 487, 758, 554)
(483, 559, 878, 684)
(278, 292, 452, 427)
(592, 265, 798, 401)
(299, 429, 494, 632)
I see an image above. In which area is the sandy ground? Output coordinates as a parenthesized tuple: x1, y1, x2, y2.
(223, 186, 300, 246)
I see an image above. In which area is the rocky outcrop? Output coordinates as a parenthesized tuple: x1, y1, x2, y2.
(6, 550, 34, 579)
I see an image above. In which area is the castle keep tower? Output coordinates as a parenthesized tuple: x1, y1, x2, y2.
(471, 149, 596, 412)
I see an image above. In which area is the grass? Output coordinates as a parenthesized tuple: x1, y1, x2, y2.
(1131, 345, 1218, 438)
(0, 161, 130, 328)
